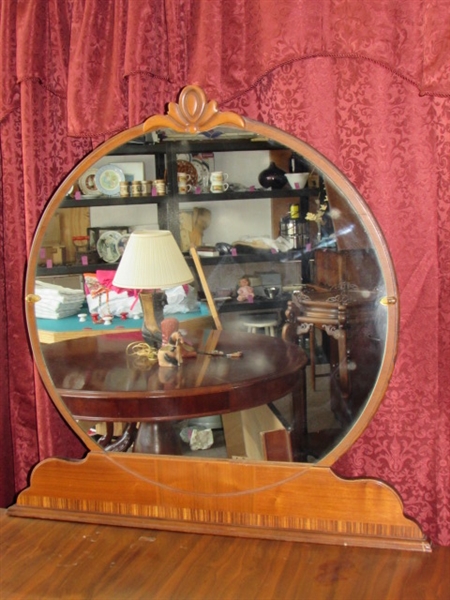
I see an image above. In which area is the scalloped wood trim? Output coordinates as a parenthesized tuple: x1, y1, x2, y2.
(10, 453, 429, 552)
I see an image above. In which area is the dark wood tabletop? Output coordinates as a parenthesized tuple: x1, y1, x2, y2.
(2, 510, 447, 600)
(41, 329, 307, 423)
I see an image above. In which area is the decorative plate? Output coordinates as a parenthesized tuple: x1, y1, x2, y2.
(117, 234, 130, 257)
(110, 161, 145, 182)
(95, 164, 125, 196)
(78, 168, 101, 196)
(97, 230, 123, 263)
(191, 158, 210, 187)
(177, 160, 198, 187)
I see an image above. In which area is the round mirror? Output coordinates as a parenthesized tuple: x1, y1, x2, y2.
(25, 86, 398, 467)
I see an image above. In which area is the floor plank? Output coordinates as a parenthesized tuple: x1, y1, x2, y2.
(1, 510, 448, 599)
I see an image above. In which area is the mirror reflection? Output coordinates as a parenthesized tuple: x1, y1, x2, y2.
(33, 124, 388, 463)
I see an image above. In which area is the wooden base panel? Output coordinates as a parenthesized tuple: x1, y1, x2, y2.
(8, 505, 431, 552)
(9, 452, 430, 552)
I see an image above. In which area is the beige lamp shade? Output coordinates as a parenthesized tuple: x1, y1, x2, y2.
(113, 230, 193, 290)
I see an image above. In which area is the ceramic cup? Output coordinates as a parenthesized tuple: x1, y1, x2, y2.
(119, 181, 130, 197)
(130, 181, 141, 197)
(154, 179, 166, 195)
(210, 171, 229, 193)
(177, 172, 192, 194)
(140, 180, 152, 196)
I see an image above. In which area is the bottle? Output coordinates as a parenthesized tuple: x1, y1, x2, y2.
(290, 153, 310, 173)
(279, 212, 290, 239)
(287, 203, 300, 249)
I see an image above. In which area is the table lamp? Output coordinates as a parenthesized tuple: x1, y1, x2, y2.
(113, 230, 194, 347)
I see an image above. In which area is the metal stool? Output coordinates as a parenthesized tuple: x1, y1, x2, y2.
(242, 315, 278, 336)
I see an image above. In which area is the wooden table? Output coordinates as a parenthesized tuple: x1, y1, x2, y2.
(2, 510, 448, 600)
(41, 329, 307, 457)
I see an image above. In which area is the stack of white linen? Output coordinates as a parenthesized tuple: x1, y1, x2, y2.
(34, 280, 86, 319)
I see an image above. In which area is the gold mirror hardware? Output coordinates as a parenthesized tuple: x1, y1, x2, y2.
(380, 296, 397, 305)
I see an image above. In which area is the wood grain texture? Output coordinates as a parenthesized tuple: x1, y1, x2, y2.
(40, 329, 307, 425)
(1, 510, 447, 600)
(10, 453, 429, 551)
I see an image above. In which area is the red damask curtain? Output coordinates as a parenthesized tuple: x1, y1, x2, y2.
(0, 0, 449, 545)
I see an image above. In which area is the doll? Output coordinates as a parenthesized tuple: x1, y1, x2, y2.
(237, 276, 254, 302)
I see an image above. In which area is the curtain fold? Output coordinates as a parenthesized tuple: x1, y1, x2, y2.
(0, 104, 40, 507)
(3, 1, 450, 129)
(67, 0, 189, 136)
(67, 0, 129, 136)
(0, 0, 18, 122)
(0, 0, 449, 545)
(435, 95, 450, 540)
(16, 0, 70, 98)
(179, 0, 450, 102)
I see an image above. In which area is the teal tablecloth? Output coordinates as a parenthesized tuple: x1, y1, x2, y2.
(37, 307, 211, 335)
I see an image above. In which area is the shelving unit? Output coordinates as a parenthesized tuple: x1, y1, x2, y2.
(37, 135, 319, 282)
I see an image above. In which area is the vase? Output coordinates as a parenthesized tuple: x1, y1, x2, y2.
(258, 162, 288, 189)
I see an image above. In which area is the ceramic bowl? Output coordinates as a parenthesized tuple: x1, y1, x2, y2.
(264, 286, 280, 299)
(285, 172, 309, 189)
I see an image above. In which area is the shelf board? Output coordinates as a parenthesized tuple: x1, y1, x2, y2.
(36, 263, 118, 276)
(60, 188, 317, 208)
(36, 251, 308, 277)
(177, 189, 316, 202)
(109, 137, 289, 155)
(60, 196, 162, 208)
(185, 252, 305, 265)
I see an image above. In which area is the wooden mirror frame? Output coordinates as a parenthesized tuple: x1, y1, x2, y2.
(10, 86, 430, 551)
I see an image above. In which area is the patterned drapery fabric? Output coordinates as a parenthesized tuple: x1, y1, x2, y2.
(0, 0, 449, 544)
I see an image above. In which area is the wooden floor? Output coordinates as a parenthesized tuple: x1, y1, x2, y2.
(1, 509, 448, 599)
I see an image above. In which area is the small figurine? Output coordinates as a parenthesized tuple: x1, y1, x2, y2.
(158, 318, 184, 367)
(157, 318, 196, 367)
(237, 276, 254, 302)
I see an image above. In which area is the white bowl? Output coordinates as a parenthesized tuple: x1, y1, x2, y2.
(285, 172, 309, 189)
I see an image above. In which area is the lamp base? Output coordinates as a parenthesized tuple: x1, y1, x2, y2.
(139, 291, 166, 348)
